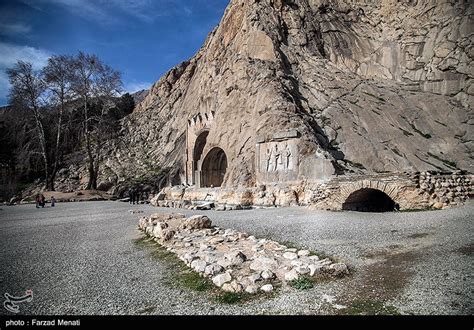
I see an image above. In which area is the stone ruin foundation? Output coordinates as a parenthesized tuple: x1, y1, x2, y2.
(138, 213, 349, 294)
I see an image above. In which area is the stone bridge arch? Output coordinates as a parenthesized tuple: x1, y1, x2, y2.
(335, 180, 400, 212)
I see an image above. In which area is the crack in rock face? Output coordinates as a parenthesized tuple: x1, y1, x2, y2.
(138, 212, 349, 293)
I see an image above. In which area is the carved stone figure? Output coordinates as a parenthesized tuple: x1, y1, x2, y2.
(266, 146, 274, 172)
(273, 144, 281, 171)
(283, 143, 292, 170)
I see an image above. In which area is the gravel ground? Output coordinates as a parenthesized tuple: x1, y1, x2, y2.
(0, 201, 472, 315)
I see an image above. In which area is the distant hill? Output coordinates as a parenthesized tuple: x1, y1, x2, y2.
(131, 89, 149, 105)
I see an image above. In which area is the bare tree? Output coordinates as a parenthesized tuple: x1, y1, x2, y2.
(7, 61, 50, 189)
(70, 52, 122, 190)
(43, 55, 74, 190)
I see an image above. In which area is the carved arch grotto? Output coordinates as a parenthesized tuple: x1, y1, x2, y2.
(201, 147, 228, 188)
(336, 180, 399, 212)
(186, 111, 216, 186)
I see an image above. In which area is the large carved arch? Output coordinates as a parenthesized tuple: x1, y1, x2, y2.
(186, 112, 216, 185)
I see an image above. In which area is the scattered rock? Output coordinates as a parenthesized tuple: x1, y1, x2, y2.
(224, 251, 247, 265)
(190, 259, 207, 273)
(209, 237, 224, 244)
(284, 269, 299, 281)
(204, 264, 225, 276)
(309, 264, 322, 276)
(216, 258, 232, 269)
(261, 270, 276, 280)
(249, 256, 279, 272)
(260, 284, 274, 293)
(196, 202, 215, 210)
(245, 285, 258, 294)
(221, 283, 234, 292)
(230, 280, 244, 293)
(309, 255, 320, 261)
(179, 215, 212, 230)
(162, 230, 175, 242)
(183, 253, 197, 263)
(283, 252, 298, 260)
(432, 202, 444, 209)
(212, 272, 232, 287)
(328, 263, 350, 277)
(297, 250, 310, 257)
(295, 266, 310, 275)
(248, 273, 262, 283)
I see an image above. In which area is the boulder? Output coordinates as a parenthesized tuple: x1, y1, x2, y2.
(284, 269, 299, 281)
(261, 270, 276, 280)
(212, 272, 232, 287)
(295, 266, 310, 275)
(283, 252, 298, 260)
(297, 250, 311, 257)
(224, 251, 247, 265)
(179, 215, 212, 230)
(161, 229, 175, 242)
(248, 273, 262, 283)
(309, 264, 322, 276)
(204, 264, 225, 276)
(190, 259, 207, 273)
(245, 285, 258, 294)
(196, 202, 215, 210)
(328, 263, 350, 277)
(249, 256, 279, 272)
(260, 284, 274, 293)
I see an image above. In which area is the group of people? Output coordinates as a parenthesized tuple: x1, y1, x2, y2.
(128, 186, 142, 205)
(35, 193, 56, 208)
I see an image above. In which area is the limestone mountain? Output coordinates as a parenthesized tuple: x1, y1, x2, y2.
(101, 0, 473, 192)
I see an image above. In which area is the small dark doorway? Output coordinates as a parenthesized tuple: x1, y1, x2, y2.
(201, 147, 227, 188)
(342, 188, 396, 212)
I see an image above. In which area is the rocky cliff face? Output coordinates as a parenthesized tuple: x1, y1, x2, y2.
(100, 0, 473, 190)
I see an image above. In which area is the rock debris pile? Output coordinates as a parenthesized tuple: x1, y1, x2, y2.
(138, 212, 349, 294)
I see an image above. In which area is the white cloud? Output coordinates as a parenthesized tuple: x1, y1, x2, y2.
(0, 42, 51, 70)
(0, 42, 51, 104)
(0, 22, 32, 35)
(22, 0, 116, 24)
(124, 81, 151, 94)
(21, 0, 191, 25)
(0, 73, 10, 105)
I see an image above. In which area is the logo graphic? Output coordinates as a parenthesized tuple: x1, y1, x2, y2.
(3, 290, 33, 313)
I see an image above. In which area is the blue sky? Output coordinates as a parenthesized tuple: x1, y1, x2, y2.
(0, 0, 230, 106)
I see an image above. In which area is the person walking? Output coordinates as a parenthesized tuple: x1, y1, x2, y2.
(136, 185, 142, 204)
(40, 194, 45, 208)
(35, 194, 40, 208)
(129, 187, 134, 204)
(51, 196, 56, 207)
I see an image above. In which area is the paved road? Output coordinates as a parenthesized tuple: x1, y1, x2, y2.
(0, 201, 472, 315)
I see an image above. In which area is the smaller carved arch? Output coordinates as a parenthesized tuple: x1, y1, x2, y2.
(336, 180, 400, 212)
(201, 147, 228, 188)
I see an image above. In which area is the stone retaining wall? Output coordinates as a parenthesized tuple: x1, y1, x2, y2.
(415, 171, 473, 209)
(138, 213, 349, 294)
(152, 172, 473, 211)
